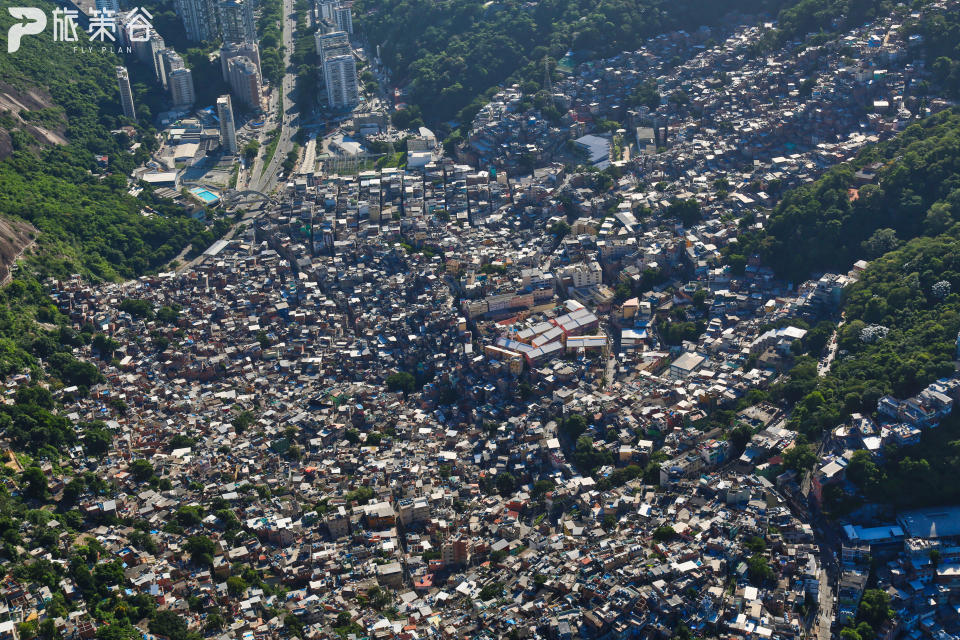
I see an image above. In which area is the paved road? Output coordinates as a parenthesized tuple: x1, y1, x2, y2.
(605, 355, 616, 386)
(250, 0, 300, 194)
(817, 568, 835, 640)
(818, 315, 845, 377)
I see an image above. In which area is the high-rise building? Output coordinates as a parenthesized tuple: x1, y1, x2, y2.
(160, 49, 186, 94)
(116, 66, 136, 120)
(318, 0, 353, 34)
(333, 3, 353, 34)
(163, 50, 186, 71)
(217, 95, 238, 155)
(123, 9, 160, 50)
(221, 42, 241, 80)
(318, 0, 335, 23)
(155, 53, 168, 89)
(96, 0, 120, 14)
(227, 56, 262, 109)
(175, 0, 218, 41)
(237, 41, 261, 76)
(324, 54, 358, 110)
(316, 30, 349, 61)
(317, 30, 356, 109)
(318, 0, 353, 33)
(221, 41, 261, 81)
(145, 35, 167, 86)
(218, 0, 256, 43)
(169, 68, 196, 108)
(127, 27, 167, 88)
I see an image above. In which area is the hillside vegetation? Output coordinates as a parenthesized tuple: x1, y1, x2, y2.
(0, 3, 230, 428)
(781, 231, 960, 438)
(792, 231, 960, 510)
(0, 0, 219, 281)
(911, 3, 960, 98)
(742, 109, 960, 509)
(731, 109, 960, 283)
(752, 0, 895, 51)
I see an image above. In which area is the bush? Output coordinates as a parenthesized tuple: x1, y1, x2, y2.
(478, 582, 502, 601)
(386, 371, 415, 394)
(652, 526, 676, 542)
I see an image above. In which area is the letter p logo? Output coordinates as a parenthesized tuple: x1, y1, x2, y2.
(7, 7, 47, 53)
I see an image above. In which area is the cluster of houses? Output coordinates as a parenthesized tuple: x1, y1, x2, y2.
(4, 2, 960, 640)
(462, 3, 955, 213)
(813, 377, 960, 505)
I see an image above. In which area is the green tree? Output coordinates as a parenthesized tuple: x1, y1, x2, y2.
(744, 535, 766, 552)
(747, 554, 774, 585)
(571, 436, 613, 476)
(149, 611, 190, 640)
(232, 410, 255, 434)
(549, 220, 571, 238)
(861, 227, 900, 258)
(478, 582, 502, 601)
(82, 424, 112, 456)
(185, 535, 216, 566)
(157, 305, 181, 324)
(531, 479, 555, 499)
(729, 424, 752, 452)
(857, 589, 893, 630)
(652, 525, 676, 542)
(284, 614, 304, 638)
(118, 298, 154, 319)
(558, 413, 587, 440)
(629, 79, 661, 111)
(20, 467, 48, 500)
(666, 198, 700, 226)
(226, 575, 248, 597)
(782, 444, 816, 472)
(496, 472, 517, 496)
(129, 459, 154, 482)
(386, 371, 416, 395)
(176, 505, 203, 527)
(204, 613, 224, 633)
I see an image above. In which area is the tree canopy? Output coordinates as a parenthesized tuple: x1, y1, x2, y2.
(730, 109, 960, 283)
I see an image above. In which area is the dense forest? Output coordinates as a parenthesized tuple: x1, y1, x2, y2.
(780, 232, 960, 438)
(911, 4, 960, 98)
(730, 108, 960, 283)
(752, 0, 895, 51)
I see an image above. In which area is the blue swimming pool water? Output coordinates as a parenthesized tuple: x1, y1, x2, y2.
(191, 188, 219, 203)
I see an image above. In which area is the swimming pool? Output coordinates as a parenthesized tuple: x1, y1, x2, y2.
(190, 187, 220, 204)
